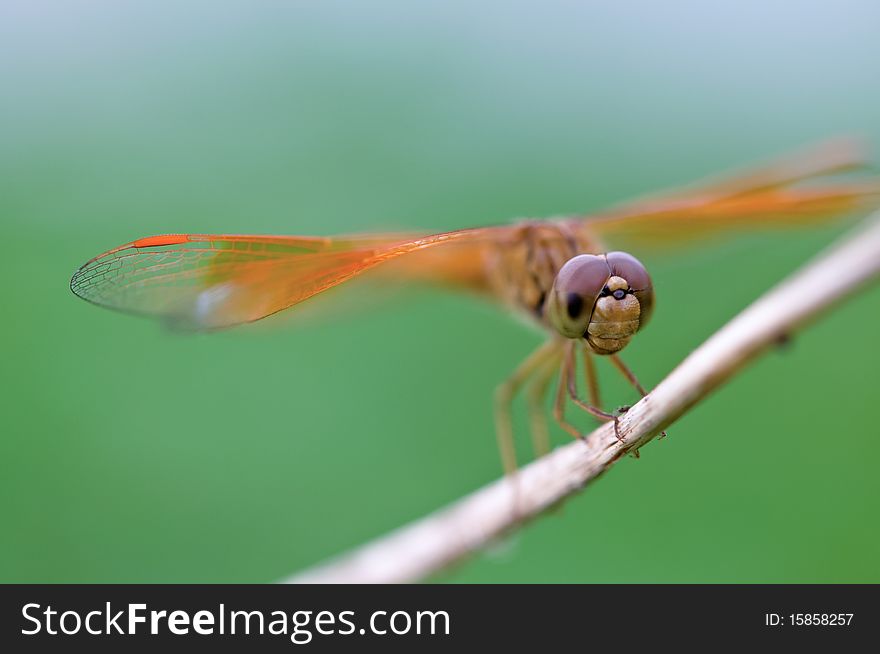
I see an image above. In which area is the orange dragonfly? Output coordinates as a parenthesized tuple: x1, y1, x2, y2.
(70, 139, 880, 474)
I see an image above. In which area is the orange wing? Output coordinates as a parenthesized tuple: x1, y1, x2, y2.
(72, 139, 879, 330)
(576, 138, 880, 248)
(70, 229, 501, 329)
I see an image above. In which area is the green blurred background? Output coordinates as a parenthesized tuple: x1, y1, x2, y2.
(2, 1, 879, 583)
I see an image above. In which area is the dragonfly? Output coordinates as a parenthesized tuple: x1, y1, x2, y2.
(70, 139, 879, 474)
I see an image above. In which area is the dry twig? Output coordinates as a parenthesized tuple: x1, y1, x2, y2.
(284, 212, 880, 584)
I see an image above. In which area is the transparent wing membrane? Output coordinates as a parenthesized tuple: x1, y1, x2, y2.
(70, 230, 494, 329)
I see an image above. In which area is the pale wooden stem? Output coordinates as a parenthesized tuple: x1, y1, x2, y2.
(284, 212, 880, 584)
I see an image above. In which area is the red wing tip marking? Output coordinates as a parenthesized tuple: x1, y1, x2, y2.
(132, 234, 192, 248)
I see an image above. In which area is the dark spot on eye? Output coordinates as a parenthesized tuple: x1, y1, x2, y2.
(612, 289, 626, 300)
(566, 292, 583, 318)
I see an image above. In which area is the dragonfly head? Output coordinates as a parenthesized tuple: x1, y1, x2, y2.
(546, 252, 654, 354)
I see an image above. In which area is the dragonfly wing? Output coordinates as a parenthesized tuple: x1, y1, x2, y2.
(577, 138, 880, 248)
(70, 229, 497, 329)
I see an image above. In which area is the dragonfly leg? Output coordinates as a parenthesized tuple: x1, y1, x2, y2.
(608, 353, 647, 396)
(525, 350, 561, 460)
(609, 353, 666, 439)
(552, 341, 586, 439)
(581, 342, 602, 409)
(552, 340, 618, 440)
(494, 340, 560, 475)
(561, 340, 624, 441)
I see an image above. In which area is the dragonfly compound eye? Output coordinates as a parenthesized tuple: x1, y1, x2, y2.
(606, 251, 654, 329)
(547, 252, 654, 354)
(546, 254, 610, 339)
